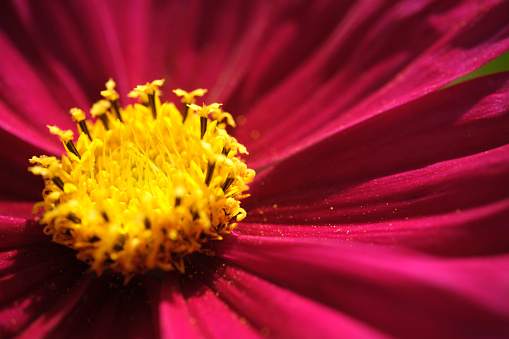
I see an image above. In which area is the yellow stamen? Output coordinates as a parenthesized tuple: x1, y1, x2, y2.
(90, 99, 112, 130)
(129, 79, 165, 119)
(173, 88, 208, 104)
(212, 108, 236, 127)
(173, 88, 208, 122)
(30, 79, 255, 282)
(100, 78, 120, 101)
(101, 78, 123, 122)
(48, 126, 81, 159)
(187, 103, 222, 118)
(69, 108, 92, 141)
(188, 103, 222, 139)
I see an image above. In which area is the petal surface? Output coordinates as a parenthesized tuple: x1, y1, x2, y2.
(158, 254, 387, 339)
(204, 261, 388, 339)
(216, 236, 509, 338)
(233, 0, 509, 168)
(240, 73, 509, 255)
(240, 145, 509, 256)
(0, 203, 159, 339)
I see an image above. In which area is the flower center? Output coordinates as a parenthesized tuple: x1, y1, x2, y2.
(29, 79, 254, 281)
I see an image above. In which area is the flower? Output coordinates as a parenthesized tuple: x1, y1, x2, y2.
(1, 0, 509, 338)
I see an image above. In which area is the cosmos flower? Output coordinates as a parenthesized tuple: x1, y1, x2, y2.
(1, 0, 509, 338)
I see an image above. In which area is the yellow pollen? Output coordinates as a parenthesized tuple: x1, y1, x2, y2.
(30, 79, 255, 282)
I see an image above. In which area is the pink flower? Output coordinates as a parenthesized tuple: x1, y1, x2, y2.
(1, 0, 509, 338)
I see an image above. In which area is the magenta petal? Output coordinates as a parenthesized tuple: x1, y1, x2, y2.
(238, 1, 509, 167)
(0, 0, 123, 153)
(174, 255, 387, 338)
(0, 201, 38, 220)
(0, 30, 73, 154)
(0, 127, 52, 200)
(0, 204, 87, 338)
(12, 274, 91, 338)
(182, 284, 260, 339)
(0, 216, 48, 251)
(210, 1, 354, 103)
(0, 263, 86, 338)
(100, 277, 158, 339)
(0, 245, 77, 299)
(0, 1, 124, 102)
(0, 0, 275, 104)
(11, 274, 158, 339)
(216, 236, 509, 338)
(0, 201, 48, 261)
(240, 143, 509, 256)
(248, 72, 509, 209)
(158, 273, 203, 339)
(206, 263, 388, 338)
(237, 199, 509, 257)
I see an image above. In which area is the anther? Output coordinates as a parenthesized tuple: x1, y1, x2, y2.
(129, 79, 164, 119)
(101, 79, 123, 122)
(66, 140, 81, 159)
(101, 212, 109, 222)
(91, 100, 111, 130)
(67, 213, 81, 224)
(148, 93, 157, 119)
(221, 177, 235, 192)
(99, 114, 110, 130)
(192, 211, 199, 220)
(53, 177, 65, 190)
(70, 108, 93, 141)
(79, 121, 92, 141)
(205, 162, 216, 186)
(111, 100, 123, 122)
(200, 117, 207, 139)
(182, 103, 189, 122)
(173, 89, 207, 122)
(47, 126, 80, 159)
(114, 234, 126, 251)
(187, 103, 221, 139)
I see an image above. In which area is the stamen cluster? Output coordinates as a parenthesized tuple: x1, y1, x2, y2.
(30, 79, 254, 281)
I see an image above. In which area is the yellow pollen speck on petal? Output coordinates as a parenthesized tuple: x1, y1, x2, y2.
(30, 79, 255, 282)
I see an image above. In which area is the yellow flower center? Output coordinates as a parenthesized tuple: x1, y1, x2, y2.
(29, 79, 255, 281)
